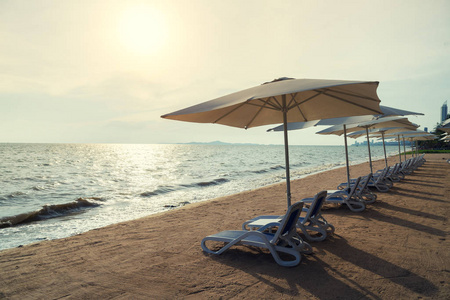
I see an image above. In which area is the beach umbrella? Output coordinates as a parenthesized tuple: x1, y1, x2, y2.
(409, 135, 437, 156)
(437, 119, 450, 134)
(405, 135, 436, 154)
(267, 106, 423, 188)
(383, 130, 429, 137)
(162, 77, 382, 207)
(383, 131, 435, 157)
(440, 134, 450, 141)
(268, 105, 423, 132)
(354, 118, 419, 170)
(317, 116, 419, 179)
(347, 121, 419, 167)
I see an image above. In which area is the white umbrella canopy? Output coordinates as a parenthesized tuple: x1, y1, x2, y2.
(440, 134, 450, 141)
(383, 130, 428, 137)
(437, 119, 450, 134)
(162, 77, 382, 207)
(386, 134, 436, 141)
(347, 125, 419, 139)
(267, 105, 423, 132)
(267, 106, 423, 187)
(347, 122, 420, 167)
(162, 78, 382, 128)
(383, 130, 432, 158)
(317, 116, 417, 136)
(406, 134, 436, 141)
(387, 134, 437, 156)
(317, 116, 421, 173)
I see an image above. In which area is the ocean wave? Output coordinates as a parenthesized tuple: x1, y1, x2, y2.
(5, 191, 28, 198)
(32, 186, 46, 191)
(140, 178, 230, 197)
(250, 165, 285, 174)
(270, 165, 285, 170)
(195, 178, 229, 187)
(140, 186, 176, 197)
(0, 198, 101, 228)
(31, 181, 61, 191)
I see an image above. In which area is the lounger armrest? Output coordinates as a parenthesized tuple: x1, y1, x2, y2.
(300, 197, 314, 203)
(327, 190, 347, 197)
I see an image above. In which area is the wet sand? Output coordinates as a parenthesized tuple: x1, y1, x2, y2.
(0, 154, 449, 299)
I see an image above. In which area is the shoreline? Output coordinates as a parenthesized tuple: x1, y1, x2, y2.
(0, 153, 449, 299)
(0, 147, 397, 251)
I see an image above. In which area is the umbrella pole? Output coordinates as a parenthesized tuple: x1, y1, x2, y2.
(410, 138, 414, 158)
(416, 140, 419, 156)
(381, 131, 387, 168)
(282, 96, 291, 208)
(397, 134, 402, 163)
(365, 127, 373, 173)
(403, 137, 407, 161)
(343, 124, 350, 188)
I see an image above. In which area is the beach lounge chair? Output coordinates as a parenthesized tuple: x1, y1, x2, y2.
(368, 167, 393, 192)
(386, 163, 404, 182)
(400, 156, 424, 175)
(242, 191, 333, 242)
(303, 177, 366, 212)
(355, 173, 377, 203)
(336, 173, 377, 204)
(201, 201, 309, 267)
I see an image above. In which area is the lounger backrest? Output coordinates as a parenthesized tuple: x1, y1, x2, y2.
(305, 190, 327, 219)
(357, 173, 372, 194)
(392, 163, 399, 173)
(403, 159, 412, 169)
(273, 201, 303, 241)
(376, 167, 389, 183)
(348, 176, 361, 197)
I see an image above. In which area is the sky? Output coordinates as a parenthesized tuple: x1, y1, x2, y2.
(1, 0, 449, 145)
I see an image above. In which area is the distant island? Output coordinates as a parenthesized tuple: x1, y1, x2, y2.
(179, 141, 271, 146)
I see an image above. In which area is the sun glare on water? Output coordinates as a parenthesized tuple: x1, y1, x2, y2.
(118, 6, 167, 56)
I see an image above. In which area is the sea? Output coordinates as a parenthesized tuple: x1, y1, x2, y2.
(0, 143, 400, 251)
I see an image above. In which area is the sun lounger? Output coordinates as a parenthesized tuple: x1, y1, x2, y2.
(242, 191, 333, 242)
(400, 156, 425, 175)
(303, 178, 366, 212)
(336, 173, 377, 204)
(201, 201, 309, 267)
(385, 163, 403, 182)
(368, 167, 393, 192)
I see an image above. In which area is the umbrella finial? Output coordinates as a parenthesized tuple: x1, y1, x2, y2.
(262, 77, 295, 85)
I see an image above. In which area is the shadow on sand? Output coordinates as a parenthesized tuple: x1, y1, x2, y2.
(375, 201, 446, 221)
(206, 234, 437, 299)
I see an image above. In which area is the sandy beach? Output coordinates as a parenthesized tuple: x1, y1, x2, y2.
(0, 153, 449, 299)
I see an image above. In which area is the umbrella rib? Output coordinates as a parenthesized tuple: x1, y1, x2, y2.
(328, 89, 379, 102)
(213, 101, 248, 124)
(285, 90, 324, 113)
(213, 97, 281, 126)
(245, 99, 272, 128)
(289, 93, 308, 120)
(250, 97, 282, 110)
(320, 90, 381, 113)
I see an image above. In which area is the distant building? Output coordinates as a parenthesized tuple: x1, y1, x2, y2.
(424, 127, 428, 132)
(441, 101, 448, 122)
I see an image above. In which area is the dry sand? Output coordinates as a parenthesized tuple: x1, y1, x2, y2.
(0, 154, 449, 299)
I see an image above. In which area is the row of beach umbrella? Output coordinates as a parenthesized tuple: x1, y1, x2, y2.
(161, 77, 430, 209)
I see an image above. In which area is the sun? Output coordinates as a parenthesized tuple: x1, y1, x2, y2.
(118, 6, 167, 56)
